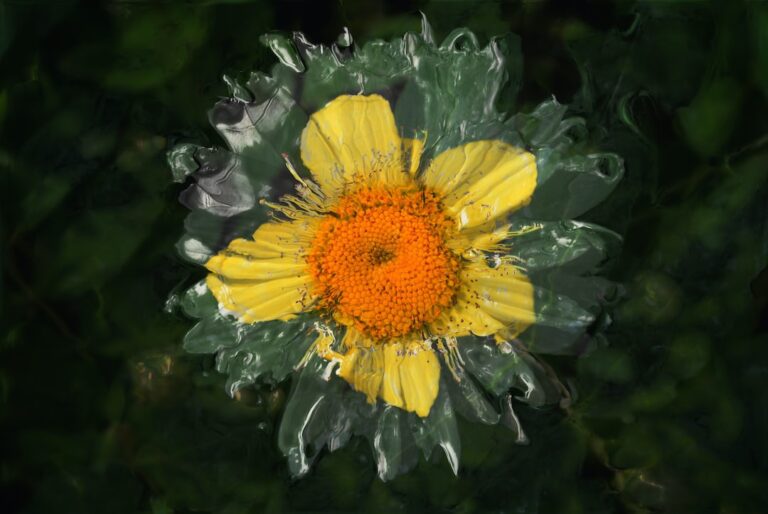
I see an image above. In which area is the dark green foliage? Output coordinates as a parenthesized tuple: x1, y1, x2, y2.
(1, 1, 767, 513)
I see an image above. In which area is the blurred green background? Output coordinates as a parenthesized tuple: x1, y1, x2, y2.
(1, 1, 767, 513)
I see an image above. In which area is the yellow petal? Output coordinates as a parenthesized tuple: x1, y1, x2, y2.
(300, 94, 404, 195)
(429, 286, 506, 337)
(379, 343, 405, 409)
(422, 140, 537, 229)
(230, 218, 317, 259)
(337, 346, 384, 404)
(301, 326, 339, 368)
(206, 255, 306, 281)
(380, 341, 441, 417)
(448, 221, 544, 260)
(206, 274, 313, 323)
(336, 329, 382, 404)
(399, 343, 440, 417)
(430, 259, 535, 337)
(332, 331, 441, 418)
(204, 218, 318, 323)
(448, 220, 512, 255)
(402, 136, 425, 175)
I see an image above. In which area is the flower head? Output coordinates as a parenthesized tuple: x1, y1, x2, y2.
(170, 17, 622, 480)
(307, 184, 461, 340)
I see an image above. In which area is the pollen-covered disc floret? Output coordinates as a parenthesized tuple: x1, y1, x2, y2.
(308, 187, 460, 340)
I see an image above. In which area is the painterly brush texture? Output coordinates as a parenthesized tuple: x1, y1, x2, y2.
(1, 1, 767, 513)
(170, 19, 621, 481)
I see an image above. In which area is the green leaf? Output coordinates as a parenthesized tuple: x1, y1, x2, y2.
(677, 77, 743, 157)
(409, 386, 461, 475)
(179, 280, 218, 319)
(372, 406, 404, 481)
(460, 338, 561, 404)
(512, 220, 622, 273)
(215, 316, 315, 393)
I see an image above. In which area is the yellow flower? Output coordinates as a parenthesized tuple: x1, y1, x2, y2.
(204, 94, 538, 418)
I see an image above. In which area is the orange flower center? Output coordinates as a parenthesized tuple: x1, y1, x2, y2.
(307, 187, 460, 340)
